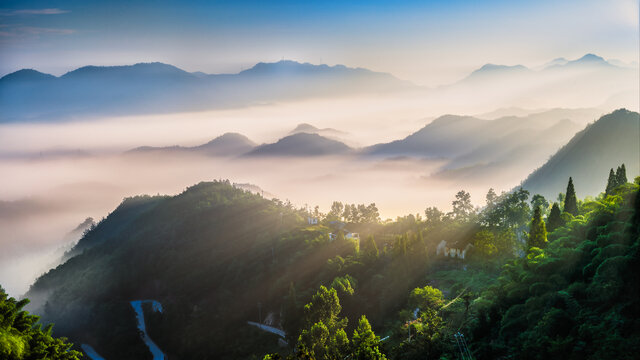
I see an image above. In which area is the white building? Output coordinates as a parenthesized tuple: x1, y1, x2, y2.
(436, 240, 473, 259)
(345, 232, 360, 240)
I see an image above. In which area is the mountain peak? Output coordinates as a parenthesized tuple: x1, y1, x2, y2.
(61, 62, 192, 79)
(0, 69, 56, 82)
(199, 132, 255, 148)
(291, 123, 320, 133)
(576, 53, 605, 63)
(240, 60, 345, 76)
(246, 132, 351, 157)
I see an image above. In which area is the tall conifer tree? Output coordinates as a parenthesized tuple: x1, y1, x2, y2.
(528, 206, 547, 250)
(605, 168, 617, 195)
(616, 164, 627, 186)
(564, 177, 578, 216)
(547, 203, 563, 232)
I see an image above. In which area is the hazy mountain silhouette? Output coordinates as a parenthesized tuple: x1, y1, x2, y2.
(289, 123, 348, 138)
(0, 69, 56, 83)
(463, 64, 531, 82)
(129, 133, 256, 157)
(0, 61, 414, 122)
(521, 109, 640, 199)
(545, 53, 613, 70)
(364, 109, 585, 159)
(245, 133, 351, 157)
(445, 54, 637, 111)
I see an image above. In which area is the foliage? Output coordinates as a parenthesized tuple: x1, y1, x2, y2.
(527, 206, 547, 250)
(450, 190, 475, 221)
(547, 202, 563, 233)
(469, 182, 640, 360)
(25, 169, 640, 360)
(0, 287, 82, 360)
(563, 177, 578, 215)
(351, 316, 386, 360)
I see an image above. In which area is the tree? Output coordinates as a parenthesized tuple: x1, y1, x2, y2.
(408, 285, 444, 311)
(0, 287, 82, 360)
(328, 201, 344, 221)
(392, 308, 445, 359)
(530, 194, 549, 216)
(424, 207, 444, 228)
(486, 188, 498, 207)
(546, 203, 563, 233)
(342, 205, 351, 223)
(351, 316, 387, 360)
(480, 188, 530, 229)
(605, 168, 617, 195)
(299, 286, 349, 359)
(616, 164, 627, 186)
(365, 203, 380, 223)
(473, 229, 498, 257)
(361, 235, 379, 262)
(450, 190, 474, 221)
(527, 206, 547, 250)
(331, 275, 356, 298)
(563, 177, 578, 216)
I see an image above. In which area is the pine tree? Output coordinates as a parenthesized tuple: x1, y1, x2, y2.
(527, 206, 547, 250)
(564, 177, 578, 216)
(546, 203, 563, 232)
(605, 168, 617, 195)
(616, 164, 628, 186)
(351, 315, 387, 360)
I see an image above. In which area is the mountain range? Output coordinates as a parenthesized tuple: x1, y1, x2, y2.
(245, 133, 352, 157)
(460, 54, 618, 84)
(128, 133, 256, 157)
(0, 60, 414, 122)
(1, 54, 636, 123)
(123, 108, 623, 196)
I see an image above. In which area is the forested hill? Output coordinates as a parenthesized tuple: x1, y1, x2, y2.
(23, 173, 640, 359)
(521, 109, 640, 199)
(28, 181, 311, 359)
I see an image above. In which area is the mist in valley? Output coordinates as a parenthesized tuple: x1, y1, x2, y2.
(0, 88, 634, 297)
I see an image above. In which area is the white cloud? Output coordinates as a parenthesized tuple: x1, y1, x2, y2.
(0, 8, 69, 16)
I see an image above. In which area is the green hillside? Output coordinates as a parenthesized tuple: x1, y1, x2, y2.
(18, 171, 640, 359)
(522, 109, 640, 199)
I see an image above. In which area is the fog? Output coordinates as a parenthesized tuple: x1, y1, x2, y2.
(1, 59, 638, 297)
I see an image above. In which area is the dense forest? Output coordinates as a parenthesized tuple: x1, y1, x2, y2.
(13, 160, 637, 359)
(0, 287, 82, 359)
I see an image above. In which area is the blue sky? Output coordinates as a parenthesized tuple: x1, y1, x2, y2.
(0, 0, 638, 84)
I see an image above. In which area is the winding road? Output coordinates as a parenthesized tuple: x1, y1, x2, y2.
(81, 300, 166, 360)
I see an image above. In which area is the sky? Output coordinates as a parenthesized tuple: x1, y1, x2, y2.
(0, 0, 638, 85)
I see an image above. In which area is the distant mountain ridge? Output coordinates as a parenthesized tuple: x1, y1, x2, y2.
(245, 133, 352, 157)
(521, 109, 640, 199)
(128, 133, 256, 157)
(0, 60, 415, 122)
(464, 53, 619, 81)
(363, 109, 585, 160)
(127, 131, 353, 158)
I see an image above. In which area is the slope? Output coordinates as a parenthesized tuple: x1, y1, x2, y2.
(521, 109, 640, 199)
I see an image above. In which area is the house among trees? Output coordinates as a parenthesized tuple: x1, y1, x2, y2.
(436, 240, 472, 259)
(328, 230, 360, 242)
(345, 232, 360, 240)
(307, 217, 318, 225)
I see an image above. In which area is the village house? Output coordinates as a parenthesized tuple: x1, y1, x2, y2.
(436, 240, 473, 259)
